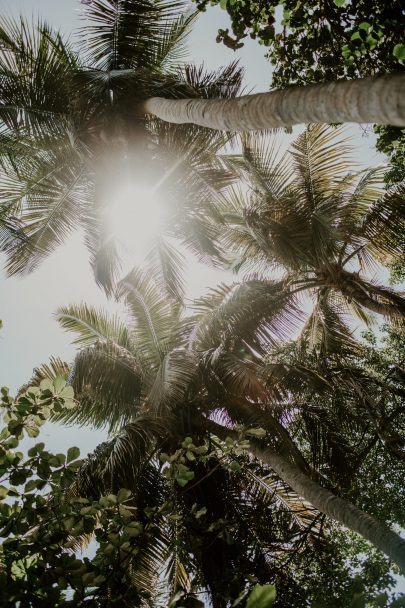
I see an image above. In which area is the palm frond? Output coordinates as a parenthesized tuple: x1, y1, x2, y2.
(146, 237, 185, 303)
(147, 348, 198, 415)
(0, 16, 76, 138)
(191, 279, 301, 355)
(297, 289, 364, 356)
(54, 341, 143, 430)
(153, 11, 196, 71)
(0, 147, 89, 275)
(79, 0, 188, 71)
(289, 124, 354, 210)
(117, 267, 182, 368)
(56, 302, 133, 348)
(30, 356, 70, 383)
(362, 184, 405, 262)
(204, 351, 267, 402)
(83, 212, 123, 295)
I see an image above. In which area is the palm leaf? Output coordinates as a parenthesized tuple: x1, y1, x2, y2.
(0, 16, 76, 138)
(79, 0, 188, 71)
(56, 302, 133, 348)
(51, 342, 143, 431)
(146, 237, 186, 303)
(191, 279, 301, 355)
(147, 348, 198, 415)
(117, 268, 182, 368)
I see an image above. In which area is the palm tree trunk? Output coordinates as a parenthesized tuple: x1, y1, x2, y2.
(208, 419, 405, 570)
(141, 74, 405, 131)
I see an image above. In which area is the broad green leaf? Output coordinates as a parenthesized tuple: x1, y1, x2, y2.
(60, 385, 74, 399)
(67, 446, 80, 463)
(63, 517, 76, 532)
(246, 584, 276, 608)
(53, 377, 67, 393)
(39, 379, 53, 392)
(117, 488, 131, 502)
(246, 427, 266, 438)
(393, 44, 405, 61)
(24, 480, 38, 493)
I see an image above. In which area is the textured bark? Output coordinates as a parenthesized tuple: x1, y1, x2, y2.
(208, 420, 405, 570)
(141, 74, 405, 131)
(226, 398, 312, 475)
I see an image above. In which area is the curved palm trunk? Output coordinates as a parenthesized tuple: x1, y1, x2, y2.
(141, 74, 405, 131)
(208, 420, 405, 570)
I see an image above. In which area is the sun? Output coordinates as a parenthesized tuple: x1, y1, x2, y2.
(106, 183, 167, 261)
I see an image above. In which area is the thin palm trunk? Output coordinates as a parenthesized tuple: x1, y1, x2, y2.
(141, 74, 405, 131)
(208, 420, 405, 570)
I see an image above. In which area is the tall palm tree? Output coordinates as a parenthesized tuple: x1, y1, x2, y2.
(212, 125, 405, 353)
(0, 5, 241, 291)
(30, 280, 325, 606)
(31, 267, 405, 571)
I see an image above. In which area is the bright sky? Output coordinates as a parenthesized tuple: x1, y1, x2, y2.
(0, 1, 384, 445)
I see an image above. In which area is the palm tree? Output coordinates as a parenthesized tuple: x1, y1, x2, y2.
(30, 277, 326, 606)
(212, 124, 405, 353)
(0, 5, 241, 291)
(31, 267, 405, 571)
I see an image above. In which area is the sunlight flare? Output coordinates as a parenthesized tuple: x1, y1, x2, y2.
(106, 183, 167, 260)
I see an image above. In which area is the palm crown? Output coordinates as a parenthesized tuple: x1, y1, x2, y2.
(0, 1, 242, 293)
(216, 124, 405, 354)
(30, 267, 329, 606)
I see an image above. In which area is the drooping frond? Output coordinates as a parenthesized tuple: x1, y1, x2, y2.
(191, 279, 301, 355)
(56, 302, 133, 349)
(223, 132, 289, 197)
(117, 267, 182, 368)
(147, 348, 198, 415)
(297, 290, 364, 356)
(153, 11, 196, 72)
(82, 209, 123, 295)
(55, 341, 143, 430)
(204, 351, 267, 402)
(362, 184, 405, 263)
(146, 237, 186, 303)
(0, 145, 89, 275)
(0, 16, 76, 139)
(289, 124, 354, 210)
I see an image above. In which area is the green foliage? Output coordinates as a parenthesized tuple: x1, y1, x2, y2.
(245, 584, 276, 608)
(216, 125, 405, 355)
(194, 0, 405, 184)
(1, 373, 398, 606)
(195, 0, 404, 84)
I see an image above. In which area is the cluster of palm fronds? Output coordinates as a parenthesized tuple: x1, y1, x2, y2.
(1, 0, 405, 606)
